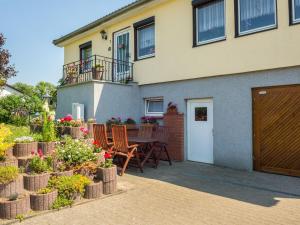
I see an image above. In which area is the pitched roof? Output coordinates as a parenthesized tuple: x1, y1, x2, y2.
(53, 0, 154, 46)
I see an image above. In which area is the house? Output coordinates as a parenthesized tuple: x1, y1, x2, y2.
(53, 0, 300, 176)
(0, 84, 23, 98)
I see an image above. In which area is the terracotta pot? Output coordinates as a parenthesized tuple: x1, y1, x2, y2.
(13, 142, 38, 157)
(96, 165, 117, 182)
(0, 195, 30, 219)
(38, 142, 56, 155)
(30, 190, 58, 211)
(0, 158, 18, 167)
(0, 176, 24, 198)
(84, 181, 103, 199)
(23, 173, 50, 192)
(103, 180, 117, 195)
(51, 170, 73, 177)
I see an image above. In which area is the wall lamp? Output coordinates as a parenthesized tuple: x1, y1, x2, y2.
(100, 30, 108, 40)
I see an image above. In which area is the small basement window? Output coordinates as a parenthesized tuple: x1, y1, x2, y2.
(145, 98, 164, 116)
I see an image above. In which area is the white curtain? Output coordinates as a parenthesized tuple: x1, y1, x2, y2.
(240, 0, 275, 21)
(138, 25, 155, 53)
(198, 1, 225, 32)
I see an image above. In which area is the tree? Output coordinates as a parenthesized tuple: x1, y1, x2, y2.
(13, 82, 36, 97)
(35, 81, 57, 107)
(0, 33, 17, 86)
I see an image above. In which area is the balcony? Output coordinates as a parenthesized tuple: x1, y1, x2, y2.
(61, 55, 134, 86)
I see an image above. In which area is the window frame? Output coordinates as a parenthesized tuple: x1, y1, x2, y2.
(235, 0, 278, 37)
(144, 98, 164, 117)
(193, 0, 226, 47)
(79, 41, 92, 61)
(290, 0, 300, 25)
(134, 17, 155, 61)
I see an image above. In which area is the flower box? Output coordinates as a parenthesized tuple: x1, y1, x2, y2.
(23, 173, 50, 192)
(51, 170, 74, 177)
(30, 190, 58, 211)
(0, 176, 24, 198)
(38, 142, 56, 155)
(103, 180, 117, 195)
(84, 181, 103, 199)
(96, 165, 117, 182)
(13, 142, 38, 157)
(0, 195, 30, 219)
(125, 124, 137, 130)
(87, 123, 95, 138)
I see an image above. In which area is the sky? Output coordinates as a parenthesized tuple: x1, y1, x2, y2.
(0, 0, 134, 86)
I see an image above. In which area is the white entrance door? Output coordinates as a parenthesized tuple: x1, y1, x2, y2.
(187, 99, 214, 164)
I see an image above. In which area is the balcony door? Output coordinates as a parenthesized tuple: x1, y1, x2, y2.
(113, 29, 130, 81)
(80, 41, 92, 73)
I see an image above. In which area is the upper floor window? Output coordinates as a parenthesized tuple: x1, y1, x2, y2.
(79, 41, 92, 72)
(193, 0, 226, 46)
(134, 17, 155, 60)
(291, 0, 300, 24)
(236, 0, 277, 36)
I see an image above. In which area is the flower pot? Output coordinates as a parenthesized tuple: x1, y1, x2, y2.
(38, 142, 56, 155)
(0, 195, 30, 220)
(13, 142, 38, 157)
(51, 170, 73, 177)
(84, 181, 103, 199)
(70, 127, 83, 139)
(103, 180, 117, 195)
(96, 165, 117, 182)
(0, 158, 18, 167)
(23, 173, 50, 192)
(87, 123, 95, 138)
(17, 156, 33, 173)
(0, 176, 24, 198)
(125, 124, 137, 130)
(30, 190, 58, 211)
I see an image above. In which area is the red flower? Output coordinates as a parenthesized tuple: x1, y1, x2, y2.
(38, 149, 43, 158)
(104, 153, 112, 159)
(31, 151, 35, 155)
(64, 114, 73, 122)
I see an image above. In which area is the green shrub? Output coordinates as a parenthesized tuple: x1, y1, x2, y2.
(52, 196, 73, 209)
(41, 112, 56, 142)
(48, 175, 91, 209)
(0, 166, 19, 184)
(28, 155, 51, 174)
(56, 137, 96, 167)
(37, 187, 53, 194)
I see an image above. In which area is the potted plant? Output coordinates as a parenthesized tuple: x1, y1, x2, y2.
(47, 175, 91, 209)
(0, 166, 29, 220)
(30, 116, 43, 133)
(96, 153, 117, 195)
(30, 187, 58, 211)
(106, 117, 122, 131)
(38, 112, 57, 155)
(93, 64, 104, 80)
(13, 136, 38, 158)
(87, 118, 96, 138)
(0, 124, 17, 167)
(23, 150, 51, 191)
(124, 118, 137, 130)
(167, 102, 178, 114)
(56, 114, 84, 139)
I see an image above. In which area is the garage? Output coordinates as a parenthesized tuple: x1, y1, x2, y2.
(252, 84, 300, 177)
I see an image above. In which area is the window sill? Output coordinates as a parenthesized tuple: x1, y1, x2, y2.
(290, 20, 300, 26)
(134, 55, 155, 62)
(236, 25, 278, 38)
(193, 37, 226, 48)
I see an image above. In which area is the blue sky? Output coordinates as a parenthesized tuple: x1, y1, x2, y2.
(0, 0, 134, 85)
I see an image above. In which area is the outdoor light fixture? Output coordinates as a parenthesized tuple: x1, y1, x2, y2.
(100, 30, 108, 40)
(42, 91, 51, 102)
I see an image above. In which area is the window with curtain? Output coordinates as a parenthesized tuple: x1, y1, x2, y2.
(196, 0, 225, 44)
(145, 99, 163, 116)
(137, 24, 155, 59)
(293, 0, 300, 23)
(238, 0, 277, 35)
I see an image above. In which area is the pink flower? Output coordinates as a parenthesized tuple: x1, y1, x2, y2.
(31, 151, 35, 155)
(38, 149, 43, 158)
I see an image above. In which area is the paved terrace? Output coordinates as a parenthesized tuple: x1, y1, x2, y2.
(9, 162, 300, 225)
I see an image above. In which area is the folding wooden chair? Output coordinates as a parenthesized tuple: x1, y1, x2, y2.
(153, 126, 172, 167)
(112, 125, 143, 176)
(93, 124, 113, 153)
(138, 124, 154, 138)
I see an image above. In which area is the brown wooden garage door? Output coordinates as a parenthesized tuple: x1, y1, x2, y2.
(252, 84, 300, 177)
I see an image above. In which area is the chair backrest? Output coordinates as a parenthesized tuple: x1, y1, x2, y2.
(93, 124, 110, 150)
(138, 124, 154, 138)
(112, 125, 129, 153)
(153, 126, 169, 144)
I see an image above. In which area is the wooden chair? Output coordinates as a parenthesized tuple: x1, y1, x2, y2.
(153, 126, 172, 167)
(112, 125, 143, 176)
(93, 124, 113, 153)
(138, 124, 154, 138)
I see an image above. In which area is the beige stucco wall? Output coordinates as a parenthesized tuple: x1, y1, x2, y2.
(62, 0, 300, 85)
